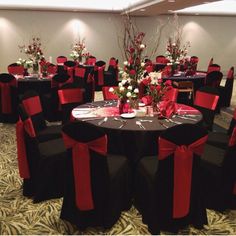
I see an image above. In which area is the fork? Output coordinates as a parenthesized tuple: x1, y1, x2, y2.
(136, 121, 145, 129)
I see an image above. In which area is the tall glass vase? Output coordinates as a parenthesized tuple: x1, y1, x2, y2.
(32, 61, 39, 76)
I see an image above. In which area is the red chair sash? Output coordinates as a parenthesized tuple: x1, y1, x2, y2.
(94, 65, 105, 86)
(8, 65, 24, 75)
(227, 68, 234, 79)
(62, 132, 107, 210)
(16, 118, 36, 179)
(0, 79, 17, 114)
(109, 59, 117, 67)
(158, 135, 208, 218)
(190, 57, 199, 64)
(75, 67, 86, 78)
(194, 91, 219, 110)
(58, 88, 84, 105)
(57, 57, 67, 64)
(22, 96, 42, 116)
(86, 58, 96, 65)
(156, 57, 167, 64)
(47, 65, 57, 75)
(207, 66, 221, 73)
(229, 127, 236, 147)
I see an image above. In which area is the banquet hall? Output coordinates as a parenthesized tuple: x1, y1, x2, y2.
(0, 0, 236, 234)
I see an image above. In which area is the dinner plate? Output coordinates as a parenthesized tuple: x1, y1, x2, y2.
(138, 102, 145, 107)
(120, 112, 136, 119)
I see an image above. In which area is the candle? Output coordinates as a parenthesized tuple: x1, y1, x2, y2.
(49, 56, 52, 63)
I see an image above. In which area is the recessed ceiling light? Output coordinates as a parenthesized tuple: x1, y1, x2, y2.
(168, 9, 174, 12)
(140, 8, 146, 11)
(168, 0, 175, 2)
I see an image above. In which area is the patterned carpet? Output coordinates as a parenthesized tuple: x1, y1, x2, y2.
(0, 122, 236, 235)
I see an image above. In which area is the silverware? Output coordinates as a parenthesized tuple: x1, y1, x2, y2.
(98, 117, 108, 125)
(138, 119, 153, 122)
(159, 121, 168, 128)
(81, 117, 103, 121)
(166, 118, 182, 125)
(175, 115, 198, 121)
(114, 117, 127, 128)
(136, 121, 145, 129)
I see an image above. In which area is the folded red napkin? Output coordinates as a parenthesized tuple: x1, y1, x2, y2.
(159, 100, 177, 118)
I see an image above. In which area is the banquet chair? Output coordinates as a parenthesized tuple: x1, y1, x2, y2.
(207, 63, 221, 74)
(218, 66, 234, 107)
(189, 56, 199, 72)
(74, 65, 86, 87)
(43, 73, 70, 121)
(207, 107, 236, 149)
(205, 70, 223, 88)
(21, 90, 62, 142)
(58, 83, 85, 124)
(60, 121, 132, 230)
(193, 86, 220, 131)
(64, 60, 77, 83)
(56, 56, 68, 74)
(134, 124, 208, 234)
(201, 126, 236, 211)
(46, 63, 57, 76)
(102, 86, 119, 100)
(173, 81, 194, 105)
(86, 56, 96, 65)
(107, 57, 119, 82)
(0, 73, 18, 123)
(93, 60, 106, 91)
(16, 104, 67, 202)
(155, 55, 168, 64)
(8, 63, 24, 76)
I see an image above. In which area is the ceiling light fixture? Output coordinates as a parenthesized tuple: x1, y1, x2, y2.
(140, 8, 146, 11)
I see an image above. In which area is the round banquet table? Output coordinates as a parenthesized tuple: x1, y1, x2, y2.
(72, 100, 203, 166)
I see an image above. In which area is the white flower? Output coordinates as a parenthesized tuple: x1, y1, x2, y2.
(128, 85, 132, 90)
(119, 86, 125, 92)
(141, 62, 145, 67)
(121, 79, 127, 85)
(134, 88, 139, 93)
(140, 44, 145, 49)
(126, 92, 131, 97)
(118, 82, 122, 87)
(123, 61, 128, 66)
(109, 87, 114, 92)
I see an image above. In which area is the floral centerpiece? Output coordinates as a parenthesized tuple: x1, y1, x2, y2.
(165, 37, 190, 74)
(18, 37, 44, 74)
(39, 59, 51, 76)
(69, 38, 90, 63)
(16, 58, 33, 69)
(109, 76, 139, 114)
(140, 72, 173, 112)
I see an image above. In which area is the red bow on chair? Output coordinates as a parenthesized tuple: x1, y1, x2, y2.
(0, 79, 17, 114)
(16, 118, 36, 179)
(158, 135, 208, 218)
(94, 65, 105, 86)
(62, 133, 107, 210)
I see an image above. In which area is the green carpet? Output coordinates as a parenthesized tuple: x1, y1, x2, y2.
(0, 123, 236, 235)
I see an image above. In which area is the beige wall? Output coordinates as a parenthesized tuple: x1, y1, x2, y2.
(0, 10, 235, 74)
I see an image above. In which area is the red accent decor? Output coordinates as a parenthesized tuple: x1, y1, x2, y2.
(75, 67, 86, 78)
(0, 79, 17, 114)
(94, 65, 105, 86)
(102, 87, 118, 100)
(159, 100, 177, 118)
(194, 91, 219, 110)
(207, 65, 221, 73)
(146, 65, 153, 73)
(227, 68, 234, 79)
(57, 56, 67, 64)
(158, 135, 208, 218)
(229, 127, 236, 147)
(22, 96, 42, 116)
(58, 88, 84, 105)
(109, 59, 117, 67)
(16, 118, 36, 179)
(86, 57, 96, 65)
(8, 65, 24, 75)
(47, 65, 57, 75)
(62, 133, 107, 210)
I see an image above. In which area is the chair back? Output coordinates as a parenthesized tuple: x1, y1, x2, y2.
(86, 56, 96, 65)
(207, 63, 221, 74)
(8, 63, 24, 75)
(62, 121, 109, 210)
(0, 73, 18, 121)
(164, 87, 179, 102)
(190, 56, 199, 71)
(56, 56, 67, 65)
(223, 66, 234, 107)
(94, 60, 106, 89)
(205, 70, 223, 88)
(58, 83, 85, 124)
(47, 63, 57, 75)
(107, 57, 119, 81)
(21, 90, 47, 132)
(156, 55, 168, 64)
(102, 86, 119, 100)
(64, 60, 77, 83)
(157, 123, 208, 219)
(194, 86, 220, 130)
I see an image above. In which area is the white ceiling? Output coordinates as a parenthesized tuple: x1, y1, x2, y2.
(0, 0, 235, 16)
